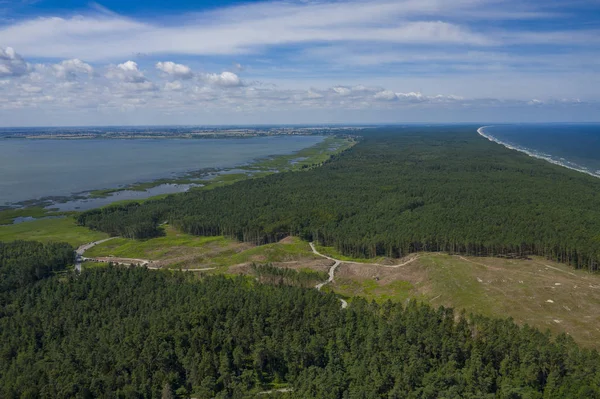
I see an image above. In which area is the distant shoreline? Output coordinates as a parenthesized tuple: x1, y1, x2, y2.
(477, 126, 600, 179)
(0, 126, 364, 141)
(0, 135, 355, 224)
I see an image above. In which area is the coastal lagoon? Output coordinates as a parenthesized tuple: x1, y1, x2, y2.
(478, 124, 600, 178)
(0, 135, 324, 206)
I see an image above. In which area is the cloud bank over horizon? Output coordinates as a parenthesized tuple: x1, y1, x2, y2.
(0, 0, 598, 125)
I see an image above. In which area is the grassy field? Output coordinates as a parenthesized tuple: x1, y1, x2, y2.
(4, 182, 598, 350)
(244, 136, 355, 172)
(331, 253, 600, 349)
(45, 222, 600, 348)
(0, 207, 63, 225)
(196, 236, 319, 269)
(330, 278, 415, 303)
(81, 261, 109, 269)
(7, 133, 598, 350)
(0, 217, 108, 246)
(85, 227, 319, 270)
(85, 226, 234, 259)
(422, 254, 600, 348)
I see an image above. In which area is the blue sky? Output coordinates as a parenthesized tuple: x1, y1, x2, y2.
(0, 0, 599, 126)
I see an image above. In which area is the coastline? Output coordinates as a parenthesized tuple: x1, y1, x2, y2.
(0, 135, 356, 223)
(477, 126, 600, 179)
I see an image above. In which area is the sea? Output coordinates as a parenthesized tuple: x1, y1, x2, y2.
(478, 124, 600, 178)
(0, 135, 324, 209)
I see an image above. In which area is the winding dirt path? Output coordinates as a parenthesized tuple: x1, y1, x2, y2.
(310, 242, 420, 268)
(309, 242, 421, 309)
(311, 242, 340, 289)
(310, 243, 346, 308)
(309, 243, 347, 309)
(82, 256, 152, 267)
(76, 237, 216, 272)
(257, 388, 294, 395)
(75, 238, 116, 272)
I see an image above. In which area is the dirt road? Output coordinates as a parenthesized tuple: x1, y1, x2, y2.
(309, 242, 420, 308)
(310, 242, 347, 308)
(75, 238, 116, 272)
(311, 242, 341, 290)
(75, 238, 216, 272)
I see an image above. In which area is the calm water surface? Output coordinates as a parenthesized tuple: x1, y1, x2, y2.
(0, 136, 324, 205)
(480, 124, 600, 177)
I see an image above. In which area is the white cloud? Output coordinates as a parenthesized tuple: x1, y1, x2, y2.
(53, 59, 93, 80)
(0, 0, 595, 120)
(0, 45, 595, 123)
(374, 90, 397, 101)
(332, 86, 352, 96)
(117, 60, 139, 73)
(156, 61, 193, 79)
(396, 91, 426, 102)
(1, 0, 590, 64)
(164, 80, 183, 91)
(119, 80, 158, 92)
(0, 1, 503, 61)
(0, 47, 29, 77)
(104, 61, 158, 92)
(204, 71, 242, 87)
(306, 89, 324, 99)
(371, 89, 464, 103)
(106, 61, 146, 82)
(20, 83, 42, 93)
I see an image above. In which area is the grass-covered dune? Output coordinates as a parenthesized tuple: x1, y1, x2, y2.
(79, 127, 600, 271)
(74, 227, 600, 349)
(0, 217, 108, 247)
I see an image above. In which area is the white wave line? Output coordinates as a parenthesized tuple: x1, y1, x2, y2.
(477, 126, 600, 179)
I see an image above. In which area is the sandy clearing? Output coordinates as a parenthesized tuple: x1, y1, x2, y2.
(538, 262, 577, 277)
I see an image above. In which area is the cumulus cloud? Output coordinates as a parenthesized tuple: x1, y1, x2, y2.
(105, 61, 157, 92)
(53, 59, 93, 80)
(372, 91, 464, 103)
(0, 1, 595, 121)
(156, 61, 193, 79)
(332, 86, 352, 96)
(204, 71, 242, 87)
(396, 91, 426, 103)
(0, 51, 593, 120)
(0, 47, 29, 77)
(374, 90, 397, 101)
(106, 61, 146, 82)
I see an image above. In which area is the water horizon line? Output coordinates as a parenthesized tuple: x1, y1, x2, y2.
(477, 126, 600, 180)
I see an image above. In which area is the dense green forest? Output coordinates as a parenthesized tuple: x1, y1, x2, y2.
(0, 240, 73, 293)
(1, 266, 599, 398)
(77, 127, 600, 271)
(251, 263, 328, 288)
